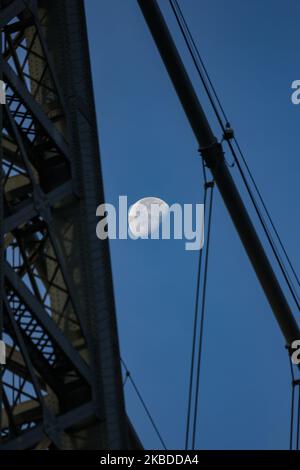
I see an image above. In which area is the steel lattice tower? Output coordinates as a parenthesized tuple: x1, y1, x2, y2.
(0, 0, 140, 450)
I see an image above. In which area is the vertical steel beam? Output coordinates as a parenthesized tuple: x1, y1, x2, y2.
(40, 0, 129, 449)
(1, 0, 136, 449)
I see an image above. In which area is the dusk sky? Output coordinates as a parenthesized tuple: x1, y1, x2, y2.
(86, 0, 300, 449)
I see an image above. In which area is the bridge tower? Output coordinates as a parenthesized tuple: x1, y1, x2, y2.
(0, 0, 138, 450)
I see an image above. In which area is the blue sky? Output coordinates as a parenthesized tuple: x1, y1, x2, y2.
(85, 0, 300, 449)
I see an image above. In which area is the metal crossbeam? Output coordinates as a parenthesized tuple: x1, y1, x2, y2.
(1, 0, 138, 449)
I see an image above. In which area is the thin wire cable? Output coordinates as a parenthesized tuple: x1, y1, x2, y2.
(288, 351, 296, 450)
(226, 138, 300, 309)
(185, 161, 208, 450)
(121, 358, 167, 450)
(191, 182, 214, 450)
(173, 0, 300, 302)
(231, 144, 300, 310)
(290, 385, 295, 450)
(297, 385, 300, 451)
(233, 137, 300, 292)
(170, 0, 229, 126)
(123, 370, 130, 387)
(169, 0, 226, 133)
(170, 0, 300, 451)
(169, 0, 300, 311)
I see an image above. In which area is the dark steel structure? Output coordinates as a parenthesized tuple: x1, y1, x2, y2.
(0, 0, 298, 453)
(0, 0, 140, 449)
(137, 0, 300, 353)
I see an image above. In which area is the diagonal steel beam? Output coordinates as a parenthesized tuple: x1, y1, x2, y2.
(137, 0, 300, 351)
(5, 345, 46, 390)
(0, 401, 95, 450)
(5, 296, 46, 402)
(4, 181, 73, 233)
(4, 261, 90, 383)
(31, 19, 68, 116)
(0, 0, 27, 28)
(3, 61, 70, 160)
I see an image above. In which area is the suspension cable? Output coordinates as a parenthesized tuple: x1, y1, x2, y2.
(226, 138, 300, 310)
(123, 370, 130, 387)
(233, 137, 300, 293)
(169, 0, 300, 312)
(297, 386, 300, 451)
(185, 159, 214, 450)
(287, 349, 300, 450)
(169, 0, 226, 133)
(191, 179, 214, 450)
(169, 0, 300, 451)
(288, 350, 296, 450)
(185, 160, 208, 450)
(121, 358, 167, 450)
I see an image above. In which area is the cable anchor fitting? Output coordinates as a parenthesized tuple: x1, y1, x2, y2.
(198, 142, 224, 170)
(205, 181, 214, 189)
(223, 122, 234, 141)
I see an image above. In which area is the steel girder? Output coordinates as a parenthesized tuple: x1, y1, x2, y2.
(0, 0, 139, 450)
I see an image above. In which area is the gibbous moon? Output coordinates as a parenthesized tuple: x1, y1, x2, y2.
(128, 197, 169, 238)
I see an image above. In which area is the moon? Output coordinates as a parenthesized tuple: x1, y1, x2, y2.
(128, 197, 169, 238)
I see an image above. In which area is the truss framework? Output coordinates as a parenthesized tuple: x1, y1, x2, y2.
(0, 0, 139, 450)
